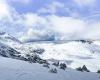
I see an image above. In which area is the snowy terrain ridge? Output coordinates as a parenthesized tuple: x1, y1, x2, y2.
(0, 32, 100, 80)
(0, 32, 21, 45)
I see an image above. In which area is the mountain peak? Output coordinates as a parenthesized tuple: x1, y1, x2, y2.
(0, 32, 22, 45)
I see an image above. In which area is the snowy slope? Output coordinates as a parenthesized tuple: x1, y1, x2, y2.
(0, 33, 100, 80)
(0, 32, 100, 72)
(0, 56, 99, 80)
(40, 41, 100, 72)
(0, 32, 21, 46)
(0, 42, 21, 59)
(12, 41, 100, 72)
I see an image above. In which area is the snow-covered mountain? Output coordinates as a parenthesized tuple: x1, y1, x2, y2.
(0, 32, 100, 80)
(0, 32, 21, 46)
(2, 32, 100, 72)
(0, 42, 21, 59)
(11, 40, 100, 72)
(0, 32, 100, 72)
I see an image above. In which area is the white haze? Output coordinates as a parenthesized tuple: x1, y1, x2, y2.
(0, 0, 100, 42)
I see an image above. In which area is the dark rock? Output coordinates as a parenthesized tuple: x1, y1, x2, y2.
(25, 54, 47, 64)
(1, 46, 6, 49)
(33, 48, 45, 54)
(37, 59, 47, 64)
(19, 56, 28, 61)
(43, 64, 50, 68)
(97, 70, 100, 73)
(0, 50, 8, 57)
(82, 65, 90, 72)
(78, 40, 92, 44)
(49, 68, 57, 73)
(76, 67, 83, 72)
(76, 65, 90, 72)
(60, 63, 67, 70)
(52, 61, 59, 67)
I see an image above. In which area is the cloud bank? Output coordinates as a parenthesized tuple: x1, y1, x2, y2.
(0, 0, 100, 42)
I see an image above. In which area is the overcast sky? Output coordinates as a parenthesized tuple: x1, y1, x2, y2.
(0, 0, 100, 42)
